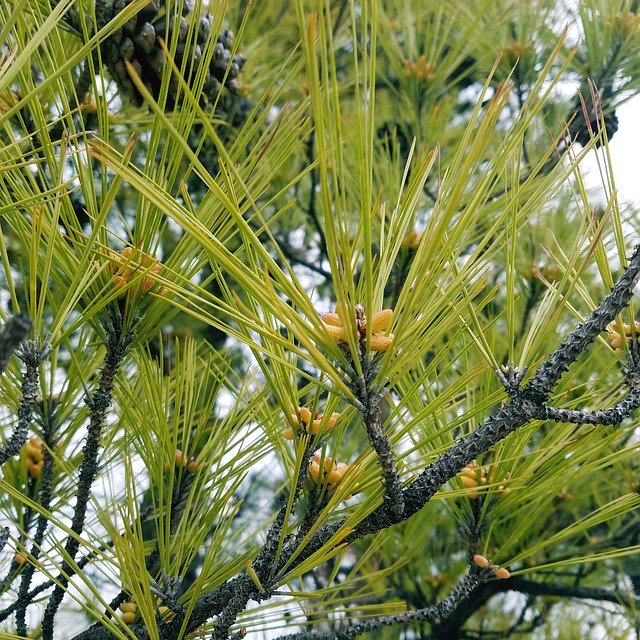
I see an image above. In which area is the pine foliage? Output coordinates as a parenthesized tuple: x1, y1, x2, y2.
(1, 1, 640, 639)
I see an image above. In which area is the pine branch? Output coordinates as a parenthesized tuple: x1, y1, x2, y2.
(352, 349, 404, 522)
(272, 570, 488, 640)
(284, 243, 640, 570)
(15, 404, 62, 636)
(41, 317, 132, 640)
(0, 314, 32, 375)
(0, 336, 51, 466)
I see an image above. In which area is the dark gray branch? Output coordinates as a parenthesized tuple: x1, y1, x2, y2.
(0, 314, 32, 375)
(0, 337, 51, 466)
(272, 570, 487, 640)
(536, 385, 640, 426)
(503, 576, 640, 608)
(349, 336, 404, 522)
(42, 319, 131, 640)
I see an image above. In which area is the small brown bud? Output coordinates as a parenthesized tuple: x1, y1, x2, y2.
(473, 554, 489, 568)
(495, 567, 510, 579)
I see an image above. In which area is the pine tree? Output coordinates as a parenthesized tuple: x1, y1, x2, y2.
(1, 1, 640, 639)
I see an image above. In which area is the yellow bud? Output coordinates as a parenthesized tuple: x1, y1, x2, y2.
(320, 312, 342, 327)
(158, 605, 174, 621)
(369, 333, 394, 352)
(113, 275, 127, 291)
(14, 552, 27, 566)
(282, 428, 295, 440)
(28, 460, 43, 478)
(326, 461, 349, 486)
(141, 277, 155, 293)
(310, 411, 340, 434)
(309, 459, 321, 483)
(495, 567, 511, 580)
(473, 554, 489, 569)
(324, 324, 346, 343)
(368, 309, 393, 333)
(25, 437, 44, 462)
(402, 229, 420, 249)
(610, 337, 622, 349)
(121, 611, 138, 624)
(119, 602, 138, 614)
(409, 231, 423, 250)
(460, 475, 478, 489)
(298, 407, 312, 425)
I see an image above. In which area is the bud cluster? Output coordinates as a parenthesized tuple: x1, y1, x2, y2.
(459, 462, 509, 499)
(473, 554, 510, 579)
(283, 407, 341, 440)
(119, 601, 139, 625)
(500, 41, 533, 62)
(403, 55, 436, 82)
(607, 321, 640, 357)
(108, 246, 163, 298)
(23, 436, 44, 478)
(611, 11, 640, 37)
(309, 453, 350, 491)
(164, 448, 198, 472)
(320, 306, 394, 352)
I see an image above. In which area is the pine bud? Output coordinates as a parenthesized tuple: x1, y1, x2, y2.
(495, 567, 511, 580)
(473, 554, 489, 568)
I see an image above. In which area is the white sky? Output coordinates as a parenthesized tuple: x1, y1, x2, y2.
(582, 96, 640, 206)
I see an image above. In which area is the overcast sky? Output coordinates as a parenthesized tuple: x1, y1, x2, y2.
(582, 96, 640, 207)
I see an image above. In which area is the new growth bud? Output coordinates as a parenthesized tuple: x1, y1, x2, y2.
(607, 321, 640, 357)
(320, 305, 395, 352)
(23, 437, 45, 478)
(108, 246, 162, 299)
(164, 448, 198, 472)
(309, 453, 350, 491)
(283, 407, 341, 440)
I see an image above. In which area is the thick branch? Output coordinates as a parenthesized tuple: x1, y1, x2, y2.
(435, 574, 640, 637)
(42, 320, 131, 640)
(272, 570, 486, 640)
(504, 576, 640, 608)
(16, 409, 60, 636)
(354, 352, 404, 522)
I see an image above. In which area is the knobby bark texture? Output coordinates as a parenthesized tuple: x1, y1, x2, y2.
(67, 246, 640, 639)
